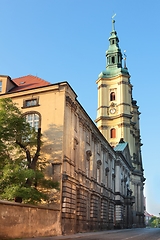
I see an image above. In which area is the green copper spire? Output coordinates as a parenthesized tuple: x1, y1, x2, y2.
(106, 18, 122, 69)
(98, 17, 129, 79)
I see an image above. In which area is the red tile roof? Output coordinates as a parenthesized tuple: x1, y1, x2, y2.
(10, 75, 51, 92)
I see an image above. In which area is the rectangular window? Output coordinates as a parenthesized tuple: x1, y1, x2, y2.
(73, 139, 78, 165)
(0, 81, 2, 92)
(74, 114, 77, 132)
(86, 129, 90, 144)
(23, 98, 39, 108)
(104, 150, 108, 163)
(97, 168, 100, 183)
(112, 160, 114, 169)
(97, 141, 101, 154)
(86, 159, 90, 178)
(106, 174, 108, 188)
(26, 99, 38, 107)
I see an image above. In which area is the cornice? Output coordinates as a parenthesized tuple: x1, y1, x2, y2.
(66, 95, 77, 111)
(98, 84, 107, 89)
(118, 122, 130, 128)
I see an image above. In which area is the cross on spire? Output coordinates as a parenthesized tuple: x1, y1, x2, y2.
(124, 50, 127, 69)
(112, 13, 116, 31)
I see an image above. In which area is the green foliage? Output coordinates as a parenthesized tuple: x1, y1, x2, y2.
(0, 98, 59, 204)
(0, 98, 30, 141)
(148, 216, 160, 228)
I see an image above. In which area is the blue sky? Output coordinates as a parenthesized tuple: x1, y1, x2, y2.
(0, 0, 159, 216)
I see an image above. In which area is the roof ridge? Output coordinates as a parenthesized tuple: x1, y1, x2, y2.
(33, 75, 51, 84)
(12, 74, 32, 80)
(12, 75, 51, 84)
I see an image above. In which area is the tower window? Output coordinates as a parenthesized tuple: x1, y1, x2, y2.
(110, 92, 115, 101)
(111, 56, 115, 64)
(118, 55, 121, 63)
(112, 40, 115, 44)
(110, 128, 116, 138)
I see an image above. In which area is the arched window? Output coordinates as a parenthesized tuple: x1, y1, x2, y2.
(110, 92, 115, 101)
(110, 128, 116, 138)
(111, 56, 115, 64)
(25, 112, 40, 131)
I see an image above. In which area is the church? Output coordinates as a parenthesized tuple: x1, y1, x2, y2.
(0, 19, 145, 234)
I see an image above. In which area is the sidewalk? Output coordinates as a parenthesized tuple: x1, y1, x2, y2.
(22, 229, 125, 240)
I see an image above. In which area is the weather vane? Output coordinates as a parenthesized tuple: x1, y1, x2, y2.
(112, 13, 116, 19)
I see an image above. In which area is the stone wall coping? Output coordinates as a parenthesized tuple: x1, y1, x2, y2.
(0, 200, 60, 211)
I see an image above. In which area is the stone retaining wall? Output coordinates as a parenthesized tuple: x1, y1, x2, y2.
(0, 200, 61, 239)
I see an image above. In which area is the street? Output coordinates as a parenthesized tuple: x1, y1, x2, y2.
(24, 228, 160, 240)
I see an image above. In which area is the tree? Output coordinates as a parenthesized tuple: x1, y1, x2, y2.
(0, 98, 59, 204)
(148, 216, 160, 228)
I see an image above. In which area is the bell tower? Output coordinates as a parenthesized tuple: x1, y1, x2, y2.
(95, 18, 136, 156)
(95, 18, 145, 227)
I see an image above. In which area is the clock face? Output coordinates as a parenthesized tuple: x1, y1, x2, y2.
(110, 108, 116, 114)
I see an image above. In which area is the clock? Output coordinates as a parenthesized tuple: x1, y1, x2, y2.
(110, 108, 116, 114)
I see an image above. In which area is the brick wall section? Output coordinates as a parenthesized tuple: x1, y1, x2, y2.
(0, 200, 62, 239)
